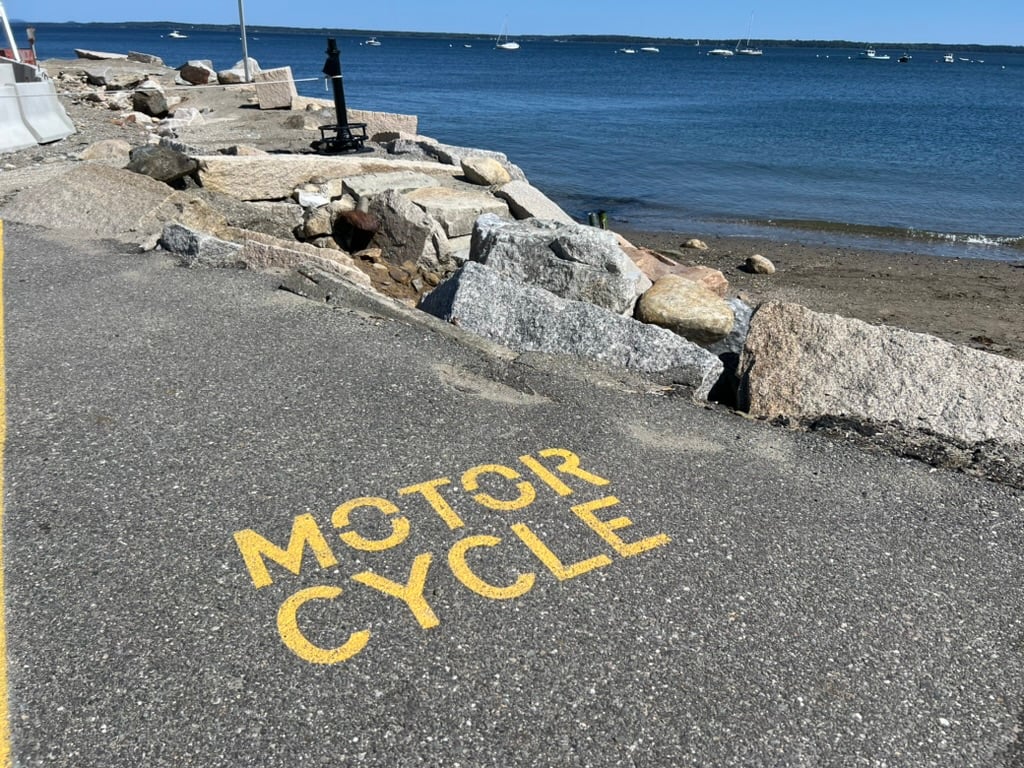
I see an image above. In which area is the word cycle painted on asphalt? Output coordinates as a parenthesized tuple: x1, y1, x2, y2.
(233, 448, 671, 665)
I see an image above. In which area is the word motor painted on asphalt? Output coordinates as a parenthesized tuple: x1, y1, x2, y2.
(233, 448, 671, 665)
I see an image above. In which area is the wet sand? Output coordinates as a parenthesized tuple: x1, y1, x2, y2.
(618, 228, 1024, 361)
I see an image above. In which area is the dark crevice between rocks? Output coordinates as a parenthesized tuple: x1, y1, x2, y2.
(707, 352, 741, 409)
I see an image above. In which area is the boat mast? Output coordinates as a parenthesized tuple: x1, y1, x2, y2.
(0, 0, 23, 62)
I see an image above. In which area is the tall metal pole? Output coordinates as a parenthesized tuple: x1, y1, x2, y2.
(0, 0, 23, 63)
(237, 0, 251, 82)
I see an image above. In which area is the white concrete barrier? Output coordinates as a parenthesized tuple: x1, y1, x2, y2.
(15, 79, 75, 143)
(0, 81, 36, 153)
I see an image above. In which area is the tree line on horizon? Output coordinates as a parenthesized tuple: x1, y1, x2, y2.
(18, 20, 1023, 53)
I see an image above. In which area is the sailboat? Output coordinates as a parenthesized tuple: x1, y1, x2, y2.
(735, 12, 763, 55)
(495, 18, 520, 50)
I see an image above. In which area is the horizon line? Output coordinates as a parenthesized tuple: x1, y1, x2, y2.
(10, 20, 1024, 50)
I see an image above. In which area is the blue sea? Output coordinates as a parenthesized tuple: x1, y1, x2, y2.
(18, 23, 1024, 261)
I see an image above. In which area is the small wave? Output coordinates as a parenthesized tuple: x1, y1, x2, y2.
(917, 230, 1024, 250)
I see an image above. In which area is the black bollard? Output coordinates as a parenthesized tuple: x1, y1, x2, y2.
(312, 38, 369, 154)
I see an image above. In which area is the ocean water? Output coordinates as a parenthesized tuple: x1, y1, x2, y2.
(20, 23, 1024, 260)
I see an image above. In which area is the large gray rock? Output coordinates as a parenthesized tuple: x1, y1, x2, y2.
(470, 215, 650, 315)
(738, 302, 1024, 446)
(132, 85, 169, 118)
(125, 144, 199, 185)
(494, 180, 573, 223)
(419, 262, 723, 399)
(160, 222, 245, 267)
(369, 189, 451, 273)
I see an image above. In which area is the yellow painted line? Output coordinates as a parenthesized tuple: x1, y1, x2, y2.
(0, 219, 10, 768)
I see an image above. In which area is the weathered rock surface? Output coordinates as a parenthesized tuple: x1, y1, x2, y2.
(254, 66, 298, 109)
(738, 302, 1024, 446)
(461, 156, 512, 186)
(125, 144, 199, 185)
(85, 67, 147, 90)
(132, 85, 169, 118)
(635, 275, 736, 345)
(234, 231, 371, 288)
(407, 187, 510, 238)
(79, 139, 132, 166)
(419, 262, 723, 399)
(217, 58, 261, 84)
(746, 254, 776, 274)
(622, 245, 729, 296)
(127, 51, 164, 65)
(194, 155, 461, 201)
(74, 49, 128, 61)
(494, 180, 574, 223)
(343, 172, 440, 203)
(707, 298, 753, 357)
(160, 222, 245, 267)
(369, 189, 451, 273)
(178, 60, 216, 86)
(1, 164, 175, 240)
(289, 98, 420, 137)
(470, 215, 650, 315)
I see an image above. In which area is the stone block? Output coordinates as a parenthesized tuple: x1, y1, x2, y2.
(343, 171, 440, 203)
(406, 187, 510, 238)
(494, 180, 573, 223)
(255, 66, 298, 109)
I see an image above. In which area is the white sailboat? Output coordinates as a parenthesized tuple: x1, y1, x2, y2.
(495, 18, 520, 50)
(735, 12, 763, 55)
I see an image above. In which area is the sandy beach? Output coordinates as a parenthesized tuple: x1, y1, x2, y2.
(619, 228, 1024, 361)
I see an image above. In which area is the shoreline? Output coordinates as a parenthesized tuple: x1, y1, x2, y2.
(5, 55, 1023, 368)
(617, 226, 1024, 361)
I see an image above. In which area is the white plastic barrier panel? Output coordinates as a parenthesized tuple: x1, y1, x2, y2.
(15, 79, 75, 143)
(0, 66, 37, 152)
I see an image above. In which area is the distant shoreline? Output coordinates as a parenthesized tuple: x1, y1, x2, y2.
(12, 21, 1024, 53)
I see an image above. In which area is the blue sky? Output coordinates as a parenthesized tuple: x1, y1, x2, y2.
(21, 1, 1024, 45)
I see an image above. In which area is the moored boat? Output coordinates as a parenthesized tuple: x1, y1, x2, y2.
(859, 48, 891, 60)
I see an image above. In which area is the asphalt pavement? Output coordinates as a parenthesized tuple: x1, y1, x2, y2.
(2, 222, 1023, 767)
